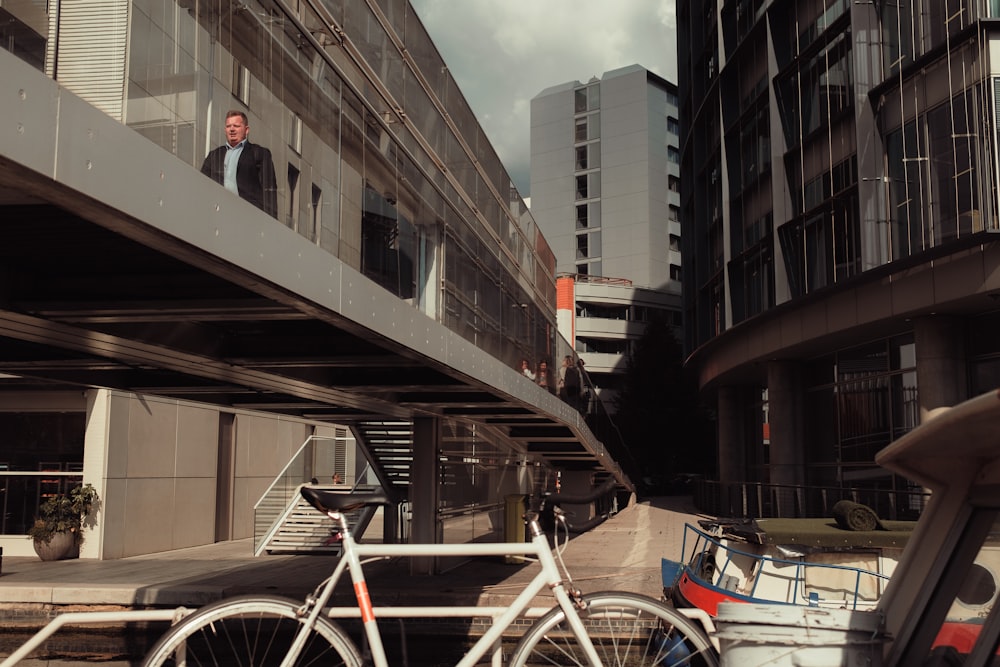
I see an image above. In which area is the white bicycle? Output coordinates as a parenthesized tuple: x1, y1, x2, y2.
(143, 486, 718, 666)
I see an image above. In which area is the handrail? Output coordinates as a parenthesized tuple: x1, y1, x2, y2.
(693, 477, 929, 521)
(252, 435, 337, 512)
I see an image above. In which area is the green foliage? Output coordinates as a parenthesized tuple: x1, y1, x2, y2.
(28, 483, 99, 545)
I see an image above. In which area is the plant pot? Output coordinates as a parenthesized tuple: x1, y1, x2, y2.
(32, 530, 77, 561)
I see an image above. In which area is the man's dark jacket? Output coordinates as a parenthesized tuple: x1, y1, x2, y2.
(200, 142, 277, 217)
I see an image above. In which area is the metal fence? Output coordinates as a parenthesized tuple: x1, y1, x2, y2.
(0, 469, 84, 535)
(692, 478, 929, 522)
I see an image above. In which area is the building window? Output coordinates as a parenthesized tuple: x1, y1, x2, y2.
(575, 84, 600, 113)
(826, 336, 917, 479)
(576, 233, 589, 259)
(667, 116, 680, 136)
(362, 186, 415, 300)
(309, 184, 321, 243)
(576, 145, 588, 170)
(668, 146, 680, 164)
(669, 234, 681, 251)
(729, 242, 773, 323)
(668, 176, 680, 193)
(287, 164, 300, 229)
(576, 204, 588, 229)
(289, 112, 302, 154)
(576, 175, 588, 199)
(0, 412, 86, 535)
(575, 118, 588, 142)
(670, 264, 682, 281)
(232, 61, 250, 105)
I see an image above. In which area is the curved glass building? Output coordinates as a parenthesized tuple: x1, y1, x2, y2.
(679, 0, 1000, 507)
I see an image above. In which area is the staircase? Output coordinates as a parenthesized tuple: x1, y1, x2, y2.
(354, 419, 414, 498)
(255, 421, 421, 556)
(261, 494, 343, 555)
(256, 486, 381, 556)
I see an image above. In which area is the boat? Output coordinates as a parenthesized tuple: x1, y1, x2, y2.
(667, 390, 1000, 665)
(662, 510, 914, 616)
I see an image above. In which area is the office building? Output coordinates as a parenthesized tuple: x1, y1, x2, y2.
(678, 1, 1000, 498)
(531, 66, 682, 406)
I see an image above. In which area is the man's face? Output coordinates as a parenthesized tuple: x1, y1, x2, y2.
(225, 116, 249, 146)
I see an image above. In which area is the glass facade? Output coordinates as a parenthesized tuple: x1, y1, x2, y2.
(687, 0, 1000, 349)
(681, 0, 1000, 497)
(6, 0, 564, 374)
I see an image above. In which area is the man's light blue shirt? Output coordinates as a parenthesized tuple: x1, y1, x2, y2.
(223, 140, 246, 194)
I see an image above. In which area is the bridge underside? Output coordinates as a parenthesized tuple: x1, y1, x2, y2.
(0, 62, 627, 486)
(0, 197, 618, 478)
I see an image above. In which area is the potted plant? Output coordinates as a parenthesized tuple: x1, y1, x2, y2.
(28, 483, 99, 561)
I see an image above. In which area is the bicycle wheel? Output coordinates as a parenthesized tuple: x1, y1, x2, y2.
(508, 591, 719, 667)
(143, 594, 362, 667)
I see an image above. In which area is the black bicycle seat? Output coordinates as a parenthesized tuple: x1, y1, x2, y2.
(300, 485, 392, 513)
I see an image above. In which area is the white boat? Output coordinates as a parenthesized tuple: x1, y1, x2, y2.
(663, 513, 912, 616)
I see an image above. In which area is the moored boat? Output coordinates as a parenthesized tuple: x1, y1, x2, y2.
(663, 513, 916, 616)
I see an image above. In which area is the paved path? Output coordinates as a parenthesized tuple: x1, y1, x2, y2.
(0, 496, 708, 623)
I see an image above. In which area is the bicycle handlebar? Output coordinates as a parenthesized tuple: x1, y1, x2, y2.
(532, 476, 619, 534)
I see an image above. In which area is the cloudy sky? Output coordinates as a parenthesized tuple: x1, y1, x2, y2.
(408, 0, 678, 197)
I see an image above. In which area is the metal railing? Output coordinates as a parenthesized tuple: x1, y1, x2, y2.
(0, 469, 84, 536)
(692, 478, 929, 522)
(674, 522, 891, 611)
(252, 436, 380, 555)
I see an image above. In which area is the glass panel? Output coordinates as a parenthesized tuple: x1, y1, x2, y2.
(56, 0, 570, 386)
(919, 509, 1000, 663)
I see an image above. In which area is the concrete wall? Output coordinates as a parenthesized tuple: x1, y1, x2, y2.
(79, 390, 323, 559)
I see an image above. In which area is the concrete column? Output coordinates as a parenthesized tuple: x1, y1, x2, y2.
(410, 416, 440, 574)
(914, 316, 968, 423)
(81, 388, 110, 559)
(560, 470, 594, 521)
(716, 386, 746, 483)
(767, 361, 805, 516)
(381, 504, 398, 544)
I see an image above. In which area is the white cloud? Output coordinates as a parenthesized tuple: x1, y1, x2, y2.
(408, 0, 677, 196)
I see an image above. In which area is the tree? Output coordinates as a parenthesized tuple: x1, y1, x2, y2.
(612, 318, 715, 491)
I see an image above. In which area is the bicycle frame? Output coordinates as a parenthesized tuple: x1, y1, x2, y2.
(283, 509, 604, 667)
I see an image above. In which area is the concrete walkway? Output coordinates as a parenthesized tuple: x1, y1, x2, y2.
(0, 496, 708, 624)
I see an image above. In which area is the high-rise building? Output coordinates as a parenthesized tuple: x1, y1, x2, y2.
(679, 2, 1000, 498)
(530, 65, 682, 407)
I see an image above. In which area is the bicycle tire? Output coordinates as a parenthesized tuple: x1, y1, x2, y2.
(142, 594, 362, 667)
(508, 591, 719, 667)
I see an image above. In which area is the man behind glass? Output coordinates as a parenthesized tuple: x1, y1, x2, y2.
(200, 110, 277, 218)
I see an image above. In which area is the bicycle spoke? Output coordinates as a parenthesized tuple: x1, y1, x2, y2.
(143, 596, 362, 667)
(509, 592, 719, 667)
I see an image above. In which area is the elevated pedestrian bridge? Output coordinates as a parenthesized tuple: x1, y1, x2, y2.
(0, 49, 631, 510)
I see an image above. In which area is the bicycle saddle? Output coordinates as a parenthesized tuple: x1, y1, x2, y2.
(300, 485, 392, 513)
